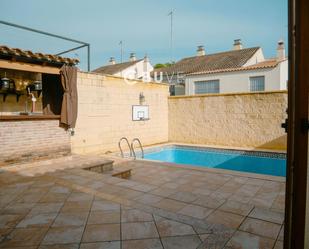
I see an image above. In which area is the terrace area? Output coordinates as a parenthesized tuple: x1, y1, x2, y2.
(0, 154, 284, 249)
(0, 48, 287, 249)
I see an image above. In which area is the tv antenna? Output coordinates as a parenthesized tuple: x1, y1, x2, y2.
(168, 10, 174, 63)
(119, 40, 123, 63)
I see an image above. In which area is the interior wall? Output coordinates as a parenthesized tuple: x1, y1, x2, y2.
(71, 72, 169, 154)
(168, 91, 287, 151)
(0, 68, 42, 113)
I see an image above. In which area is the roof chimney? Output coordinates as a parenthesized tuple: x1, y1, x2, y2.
(233, 39, 243, 50)
(109, 57, 116, 65)
(129, 52, 136, 62)
(143, 54, 150, 72)
(277, 40, 285, 61)
(197, 45, 205, 56)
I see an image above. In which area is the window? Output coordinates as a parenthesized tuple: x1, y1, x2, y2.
(194, 80, 220, 94)
(250, 76, 265, 92)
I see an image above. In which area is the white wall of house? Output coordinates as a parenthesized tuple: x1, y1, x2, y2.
(114, 60, 153, 80)
(185, 60, 288, 95)
(243, 48, 265, 66)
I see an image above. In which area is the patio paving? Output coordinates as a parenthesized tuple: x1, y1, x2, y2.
(0, 155, 285, 249)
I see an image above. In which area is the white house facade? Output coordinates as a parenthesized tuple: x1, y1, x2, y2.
(185, 59, 288, 95)
(93, 53, 153, 80)
(153, 39, 288, 95)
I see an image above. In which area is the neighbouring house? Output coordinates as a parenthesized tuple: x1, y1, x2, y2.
(153, 39, 288, 95)
(93, 53, 153, 80)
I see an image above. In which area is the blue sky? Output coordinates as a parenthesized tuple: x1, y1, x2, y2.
(0, 0, 287, 71)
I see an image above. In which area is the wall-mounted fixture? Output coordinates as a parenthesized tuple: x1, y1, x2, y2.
(0, 72, 23, 102)
(139, 92, 145, 105)
(27, 80, 42, 97)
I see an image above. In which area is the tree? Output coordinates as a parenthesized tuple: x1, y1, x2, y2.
(154, 62, 175, 69)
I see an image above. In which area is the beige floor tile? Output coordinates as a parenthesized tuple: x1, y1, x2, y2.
(1, 227, 48, 247)
(0, 214, 26, 228)
(88, 210, 120, 224)
(155, 217, 196, 237)
(17, 212, 58, 228)
(42, 226, 84, 245)
(122, 239, 163, 249)
(39, 193, 69, 203)
(16, 193, 45, 203)
(82, 224, 120, 242)
(149, 187, 177, 197)
(161, 235, 201, 249)
(278, 225, 284, 241)
(130, 183, 158, 192)
(153, 199, 186, 212)
(134, 194, 163, 205)
(91, 200, 120, 212)
(60, 201, 92, 213)
(206, 210, 245, 229)
(239, 218, 281, 239)
(273, 240, 283, 249)
(29, 203, 63, 214)
(225, 231, 275, 249)
(168, 191, 199, 203)
(66, 192, 94, 202)
(1, 203, 36, 215)
(219, 200, 254, 216)
(121, 221, 159, 240)
(249, 207, 284, 224)
(39, 244, 79, 249)
(178, 204, 213, 219)
(194, 195, 226, 209)
(52, 212, 88, 227)
(121, 209, 153, 223)
(80, 241, 120, 249)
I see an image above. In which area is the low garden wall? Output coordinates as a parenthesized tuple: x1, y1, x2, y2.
(168, 91, 287, 151)
(0, 119, 71, 164)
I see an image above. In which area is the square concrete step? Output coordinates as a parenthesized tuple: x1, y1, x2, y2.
(83, 160, 114, 173)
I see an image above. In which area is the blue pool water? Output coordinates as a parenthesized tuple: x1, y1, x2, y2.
(142, 146, 286, 177)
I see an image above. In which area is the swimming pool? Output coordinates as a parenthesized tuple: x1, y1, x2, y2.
(140, 145, 286, 177)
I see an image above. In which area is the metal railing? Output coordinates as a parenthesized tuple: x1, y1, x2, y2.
(0, 20, 91, 71)
(131, 138, 144, 159)
(118, 137, 144, 159)
(118, 137, 132, 158)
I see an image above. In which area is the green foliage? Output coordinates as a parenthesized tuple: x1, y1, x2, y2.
(154, 62, 175, 69)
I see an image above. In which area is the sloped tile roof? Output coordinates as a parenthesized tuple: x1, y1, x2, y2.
(153, 47, 260, 75)
(0, 45, 79, 65)
(92, 59, 143, 75)
(188, 59, 283, 76)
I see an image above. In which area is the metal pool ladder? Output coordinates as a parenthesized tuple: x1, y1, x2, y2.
(118, 137, 144, 159)
(118, 137, 132, 158)
(131, 138, 144, 159)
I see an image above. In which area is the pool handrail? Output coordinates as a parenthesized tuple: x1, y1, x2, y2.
(118, 137, 132, 158)
(131, 138, 144, 159)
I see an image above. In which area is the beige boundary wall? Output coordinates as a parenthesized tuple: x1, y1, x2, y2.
(168, 91, 287, 151)
(71, 72, 169, 154)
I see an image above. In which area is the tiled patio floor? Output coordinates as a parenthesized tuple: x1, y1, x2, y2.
(0, 155, 285, 249)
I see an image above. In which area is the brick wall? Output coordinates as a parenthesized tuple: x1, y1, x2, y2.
(71, 72, 169, 154)
(168, 91, 287, 150)
(0, 120, 70, 162)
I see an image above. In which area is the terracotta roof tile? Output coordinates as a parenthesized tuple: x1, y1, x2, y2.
(153, 47, 260, 75)
(0, 45, 79, 65)
(187, 59, 283, 76)
(92, 59, 143, 75)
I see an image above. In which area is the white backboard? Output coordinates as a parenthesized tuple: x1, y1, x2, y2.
(132, 105, 149, 121)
